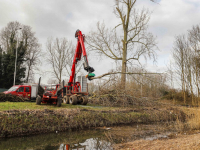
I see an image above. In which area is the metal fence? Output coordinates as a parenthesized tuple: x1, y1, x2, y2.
(0, 88, 7, 92)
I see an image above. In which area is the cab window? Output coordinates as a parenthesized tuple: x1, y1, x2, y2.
(25, 87, 30, 92)
(17, 87, 24, 92)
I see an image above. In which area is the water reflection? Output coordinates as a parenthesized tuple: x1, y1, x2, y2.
(0, 130, 112, 150)
(58, 138, 111, 150)
(0, 123, 175, 150)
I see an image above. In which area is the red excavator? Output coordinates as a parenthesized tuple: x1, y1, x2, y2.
(36, 30, 95, 106)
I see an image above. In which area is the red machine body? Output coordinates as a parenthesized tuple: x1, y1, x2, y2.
(66, 30, 94, 95)
(63, 30, 95, 105)
(36, 78, 63, 107)
(41, 84, 61, 105)
(36, 30, 94, 106)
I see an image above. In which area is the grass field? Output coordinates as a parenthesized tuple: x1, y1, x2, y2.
(0, 101, 113, 111)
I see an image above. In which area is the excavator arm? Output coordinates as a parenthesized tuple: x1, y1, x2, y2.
(68, 30, 95, 88)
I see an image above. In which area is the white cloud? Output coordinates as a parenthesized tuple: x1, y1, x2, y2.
(1, 0, 200, 84)
(142, 0, 200, 72)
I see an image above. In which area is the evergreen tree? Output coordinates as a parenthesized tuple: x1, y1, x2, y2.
(0, 46, 2, 88)
(0, 31, 26, 88)
(0, 21, 41, 88)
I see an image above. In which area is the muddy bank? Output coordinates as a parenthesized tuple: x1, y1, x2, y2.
(113, 132, 200, 150)
(0, 106, 185, 138)
(102, 123, 176, 144)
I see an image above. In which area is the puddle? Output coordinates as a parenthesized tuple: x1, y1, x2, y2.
(144, 132, 171, 140)
(100, 123, 176, 144)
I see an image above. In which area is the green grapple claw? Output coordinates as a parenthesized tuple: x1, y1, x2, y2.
(88, 73, 95, 77)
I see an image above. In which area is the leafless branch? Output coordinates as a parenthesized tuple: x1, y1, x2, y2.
(91, 71, 162, 80)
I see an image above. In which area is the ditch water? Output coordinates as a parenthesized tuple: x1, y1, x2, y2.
(0, 123, 175, 150)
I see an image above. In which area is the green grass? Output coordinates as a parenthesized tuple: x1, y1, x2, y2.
(0, 101, 115, 111)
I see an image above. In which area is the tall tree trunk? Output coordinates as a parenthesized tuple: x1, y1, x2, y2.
(121, 52, 127, 89)
(59, 70, 61, 84)
(182, 71, 186, 104)
(26, 61, 31, 83)
(121, 30, 128, 89)
(189, 74, 194, 105)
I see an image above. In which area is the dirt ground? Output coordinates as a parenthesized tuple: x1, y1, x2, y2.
(0, 93, 27, 102)
(114, 133, 200, 150)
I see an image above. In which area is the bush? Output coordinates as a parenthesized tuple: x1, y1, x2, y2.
(162, 88, 196, 105)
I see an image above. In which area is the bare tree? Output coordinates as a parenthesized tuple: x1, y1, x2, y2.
(22, 26, 41, 82)
(0, 21, 21, 53)
(185, 45, 194, 104)
(173, 35, 187, 103)
(188, 25, 200, 105)
(0, 21, 41, 83)
(87, 0, 158, 88)
(172, 25, 200, 105)
(46, 37, 73, 84)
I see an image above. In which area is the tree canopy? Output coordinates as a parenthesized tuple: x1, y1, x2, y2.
(0, 21, 41, 88)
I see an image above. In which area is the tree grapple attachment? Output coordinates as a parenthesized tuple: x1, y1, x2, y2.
(64, 29, 96, 105)
(36, 30, 95, 106)
(86, 73, 95, 80)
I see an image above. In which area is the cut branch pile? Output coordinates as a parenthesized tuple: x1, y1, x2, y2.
(89, 90, 162, 107)
(0, 93, 27, 102)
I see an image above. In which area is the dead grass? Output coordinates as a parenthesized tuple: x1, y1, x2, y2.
(114, 133, 200, 150)
(181, 107, 200, 131)
(167, 107, 200, 132)
(0, 108, 142, 138)
(0, 106, 185, 138)
(113, 107, 200, 150)
(153, 99, 200, 131)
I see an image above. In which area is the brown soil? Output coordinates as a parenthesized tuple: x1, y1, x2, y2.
(113, 133, 200, 150)
(0, 93, 27, 102)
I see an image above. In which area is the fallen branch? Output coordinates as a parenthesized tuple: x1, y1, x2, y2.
(91, 72, 162, 80)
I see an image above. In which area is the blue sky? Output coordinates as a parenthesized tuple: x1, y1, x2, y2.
(0, 0, 200, 85)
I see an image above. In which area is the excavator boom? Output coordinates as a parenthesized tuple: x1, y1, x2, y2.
(68, 30, 94, 86)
